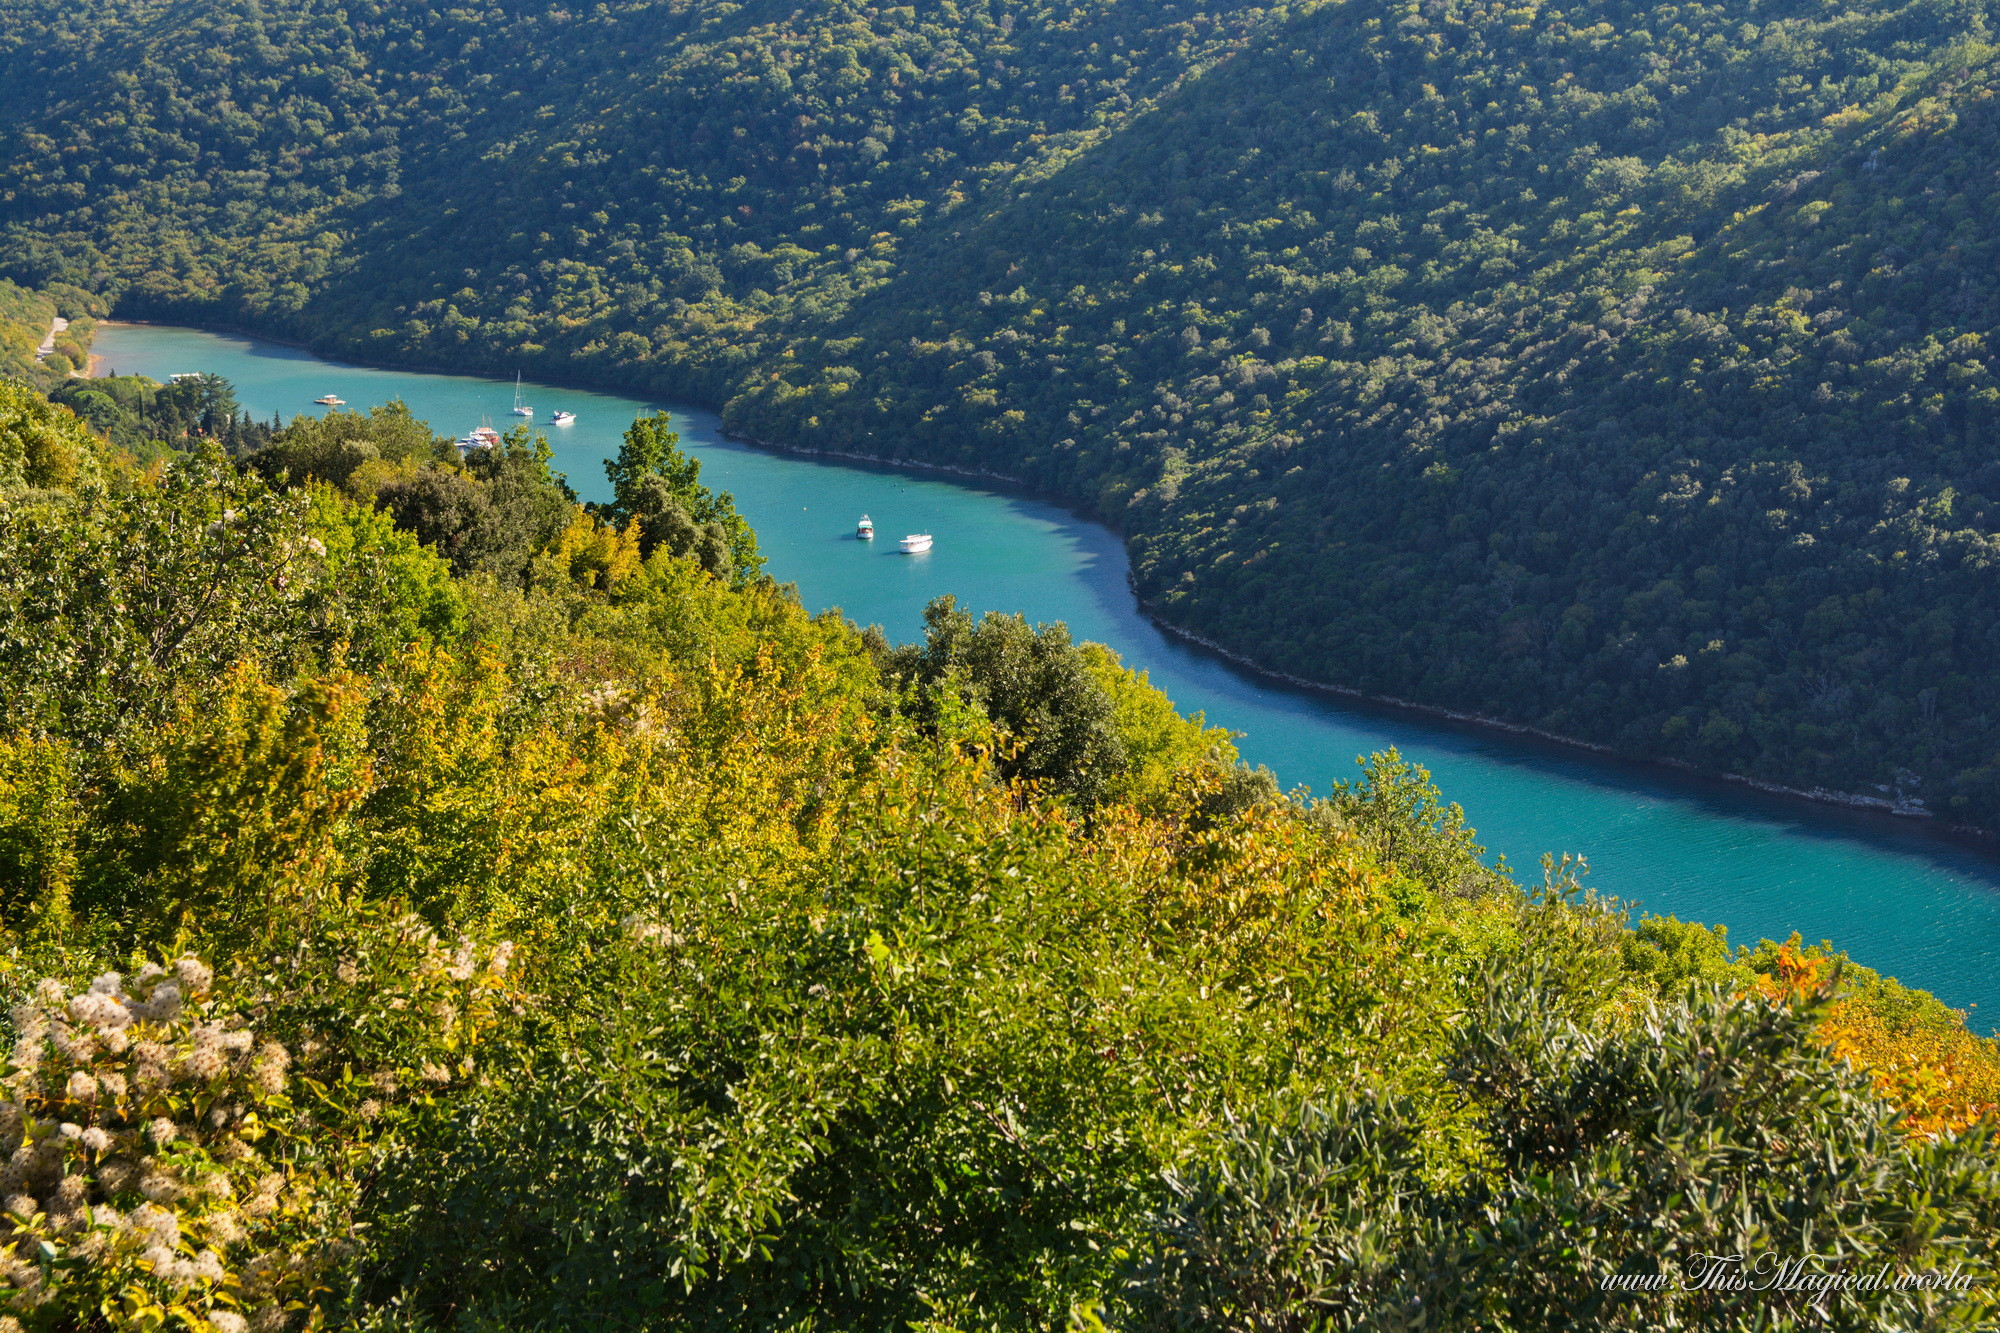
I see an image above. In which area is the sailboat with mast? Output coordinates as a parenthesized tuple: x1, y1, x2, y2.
(511, 373, 533, 417)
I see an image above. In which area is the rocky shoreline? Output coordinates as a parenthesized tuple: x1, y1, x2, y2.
(1141, 617, 1949, 827)
(83, 331, 1980, 845)
(732, 431, 1974, 836)
(728, 432, 1024, 490)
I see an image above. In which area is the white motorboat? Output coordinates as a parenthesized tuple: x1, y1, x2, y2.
(313, 394, 345, 406)
(857, 515, 874, 539)
(457, 423, 502, 450)
(549, 409, 576, 426)
(899, 533, 933, 553)
(511, 373, 533, 416)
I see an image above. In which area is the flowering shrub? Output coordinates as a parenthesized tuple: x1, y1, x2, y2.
(0, 400, 1991, 1329)
(0, 930, 519, 1331)
(270, 917, 520, 1128)
(0, 958, 321, 1331)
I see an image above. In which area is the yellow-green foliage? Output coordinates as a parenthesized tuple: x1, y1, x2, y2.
(0, 738, 75, 941)
(251, 401, 443, 499)
(1080, 642, 1237, 804)
(0, 282, 97, 388)
(0, 382, 106, 493)
(539, 510, 643, 593)
(0, 284, 55, 386)
(0, 381, 1992, 1329)
(305, 485, 467, 651)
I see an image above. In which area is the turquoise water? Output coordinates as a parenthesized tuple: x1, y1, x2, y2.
(94, 322, 2000, 1021)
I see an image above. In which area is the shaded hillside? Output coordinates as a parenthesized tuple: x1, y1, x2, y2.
(0, 0, 1282, 385)
(5, 0, 2000, 818)
(742, 1, 2000, 819)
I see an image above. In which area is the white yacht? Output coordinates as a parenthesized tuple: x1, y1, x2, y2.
(856, 515, 874, 539)
(549, 409, 576, 426)
(457, 423, 502, 450)
(511, 373, 533, 417)
(313, 394, 345, 406)
(898, 532, 933, 553)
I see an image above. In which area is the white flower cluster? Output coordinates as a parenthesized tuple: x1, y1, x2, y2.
(582, 681, 647, 732)
(0, 957, 308, 1329)
(620, 913, 683, 947)
(396, 925, 514, 989)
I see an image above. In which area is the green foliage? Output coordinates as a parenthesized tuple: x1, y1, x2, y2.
(1129, 971, 2000, 1329)
(0, 446, 322, 750)
(245, 400, 447, 491)
(0, 428, 466, 765)
(316, 422, 581, 585)
(49, 372, 272, 459)
(364, 806, 1364, 1324)
(599, 412, 763, 583)
(305, 486, 469, 662)
(0, 379, 106, 492)
(881, 595, 1132, 808)
(1622, 914, 1756, 994)
(0, 280, 56, 385)
(0, 385, 1991, 1329)
(1314, 750, 1506, 901)
(13, 0, 2000, 817)
(0, 279, 93, 389)
(1079, 642, 1238, 804)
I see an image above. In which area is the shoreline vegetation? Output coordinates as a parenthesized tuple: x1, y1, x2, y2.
(737, 428, 1978, 839)
(0, 371, 1994, 1328)
(81, 320, 1994, 842)
(7, 0, 2000, 830)
(0, 278, 98, 388)
(3, 0, 2000, 1312)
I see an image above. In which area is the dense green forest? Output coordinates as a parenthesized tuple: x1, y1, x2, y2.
(5, 0, 2000, 820)
(0, 379, 1994, 1329)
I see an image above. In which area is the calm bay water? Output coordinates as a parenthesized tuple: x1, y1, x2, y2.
(95, 322, 2000, 1019)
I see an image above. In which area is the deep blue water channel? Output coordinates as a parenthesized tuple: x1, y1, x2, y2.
(93, 322, 2000, 1021)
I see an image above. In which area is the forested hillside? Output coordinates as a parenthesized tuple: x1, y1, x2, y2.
(0, 379, 1994, 1329)
(6, 0, 2000, 819)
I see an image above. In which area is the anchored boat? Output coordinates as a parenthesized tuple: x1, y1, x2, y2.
(313, 394, 345, 406)
(549, 409, 576, 426)
(856, 515, 874, 539)
(511, 373, 533, 417)
(898, 532, 933, 553)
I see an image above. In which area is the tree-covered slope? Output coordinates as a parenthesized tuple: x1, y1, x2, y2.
(0, 0, 1277, 376)
(747, 0, 2000, 818)
(0, 280, 97, 387)
(0, 376, 1995, 1329)
(6, 0, 2000, 818)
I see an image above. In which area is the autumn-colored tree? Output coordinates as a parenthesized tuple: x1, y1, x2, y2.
(1756, 941, 2000, 1139)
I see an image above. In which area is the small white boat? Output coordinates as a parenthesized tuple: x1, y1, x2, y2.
(511, 373, 533, 417)
(856, 515, 874, 539)
(313, 394, 345, 406)
(457, 424, 502, 450)
(549, 410, 576, 426)
(898, 533, 933, 553)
